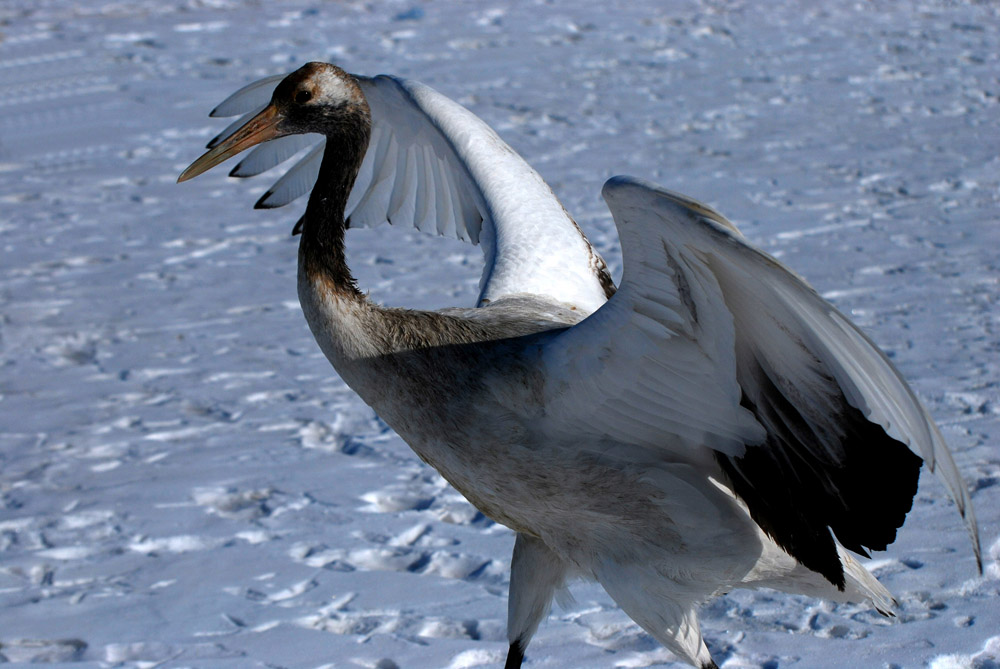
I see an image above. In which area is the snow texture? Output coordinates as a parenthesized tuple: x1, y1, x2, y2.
(1, 1, 998, 667)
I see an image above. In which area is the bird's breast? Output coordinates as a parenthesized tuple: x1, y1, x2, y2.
(296, 271, 756, 566)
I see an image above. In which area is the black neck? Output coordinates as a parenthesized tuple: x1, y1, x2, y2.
(299, 110, 371, 297)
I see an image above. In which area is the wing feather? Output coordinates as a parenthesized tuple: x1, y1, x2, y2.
(209, 73, 284, 117)
(387, 144, 418, 225)
(433, 156, 458, 238)
(538, 185, 763, 456)
(412, 147, 435, 234)
(538, 175, 980, 583)
(255, 143, 323, 209)
(197, 70, 610, 312)
(230, 134, 315, 178)
(346, 123, 395, 224)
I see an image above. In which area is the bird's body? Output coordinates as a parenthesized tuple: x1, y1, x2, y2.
(179, 62, 981, 668)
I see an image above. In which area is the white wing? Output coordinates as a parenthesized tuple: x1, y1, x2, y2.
(538, 175, 981, 582)
(206, 72, 612, 314)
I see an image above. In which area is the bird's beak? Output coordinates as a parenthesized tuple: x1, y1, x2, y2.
(177, 104, 285, 182)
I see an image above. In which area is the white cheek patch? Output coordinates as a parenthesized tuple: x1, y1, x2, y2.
(314, 69, 363, 106)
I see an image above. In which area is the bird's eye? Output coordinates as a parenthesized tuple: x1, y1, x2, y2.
(294, 89, 313, 105)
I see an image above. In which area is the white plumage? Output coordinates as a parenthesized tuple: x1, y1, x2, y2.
(179, 63, 981, 669)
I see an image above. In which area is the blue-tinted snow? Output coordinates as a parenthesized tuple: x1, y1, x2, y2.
(0, 1, 997, 667)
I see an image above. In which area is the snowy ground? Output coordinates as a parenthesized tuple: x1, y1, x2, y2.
(1, 1, 999, 667)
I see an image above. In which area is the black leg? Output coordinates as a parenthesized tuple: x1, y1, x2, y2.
(504, 639, 525, 669)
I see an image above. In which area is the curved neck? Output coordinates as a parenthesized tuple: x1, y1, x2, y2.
(298, 113, 371, 298)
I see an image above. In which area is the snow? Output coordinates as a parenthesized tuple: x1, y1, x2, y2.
(1, 0, 998, 667)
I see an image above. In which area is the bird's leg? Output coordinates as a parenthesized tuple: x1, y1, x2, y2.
(505, 533, 568, 668)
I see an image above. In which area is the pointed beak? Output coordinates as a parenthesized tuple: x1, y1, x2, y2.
(178, 104, 285, 183)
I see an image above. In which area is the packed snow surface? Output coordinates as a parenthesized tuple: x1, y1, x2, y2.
(1, 1, 998, 667)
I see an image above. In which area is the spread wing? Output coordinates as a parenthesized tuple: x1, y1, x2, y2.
(538, 175, 981, 585)
(204, 72, 612, 314)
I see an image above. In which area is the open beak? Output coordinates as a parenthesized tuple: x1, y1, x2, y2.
(178, 105, 285, 182)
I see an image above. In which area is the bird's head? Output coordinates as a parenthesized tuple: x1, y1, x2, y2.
(178, 62, 369, 183)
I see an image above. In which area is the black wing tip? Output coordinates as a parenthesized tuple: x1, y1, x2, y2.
(229, 161, 251, 178)
(962, 508, 985, 575)
(721, 367, 924, 591)
(254, 192, 278, 209)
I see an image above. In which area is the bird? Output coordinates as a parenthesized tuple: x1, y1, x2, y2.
(178, 62, 982, 669)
